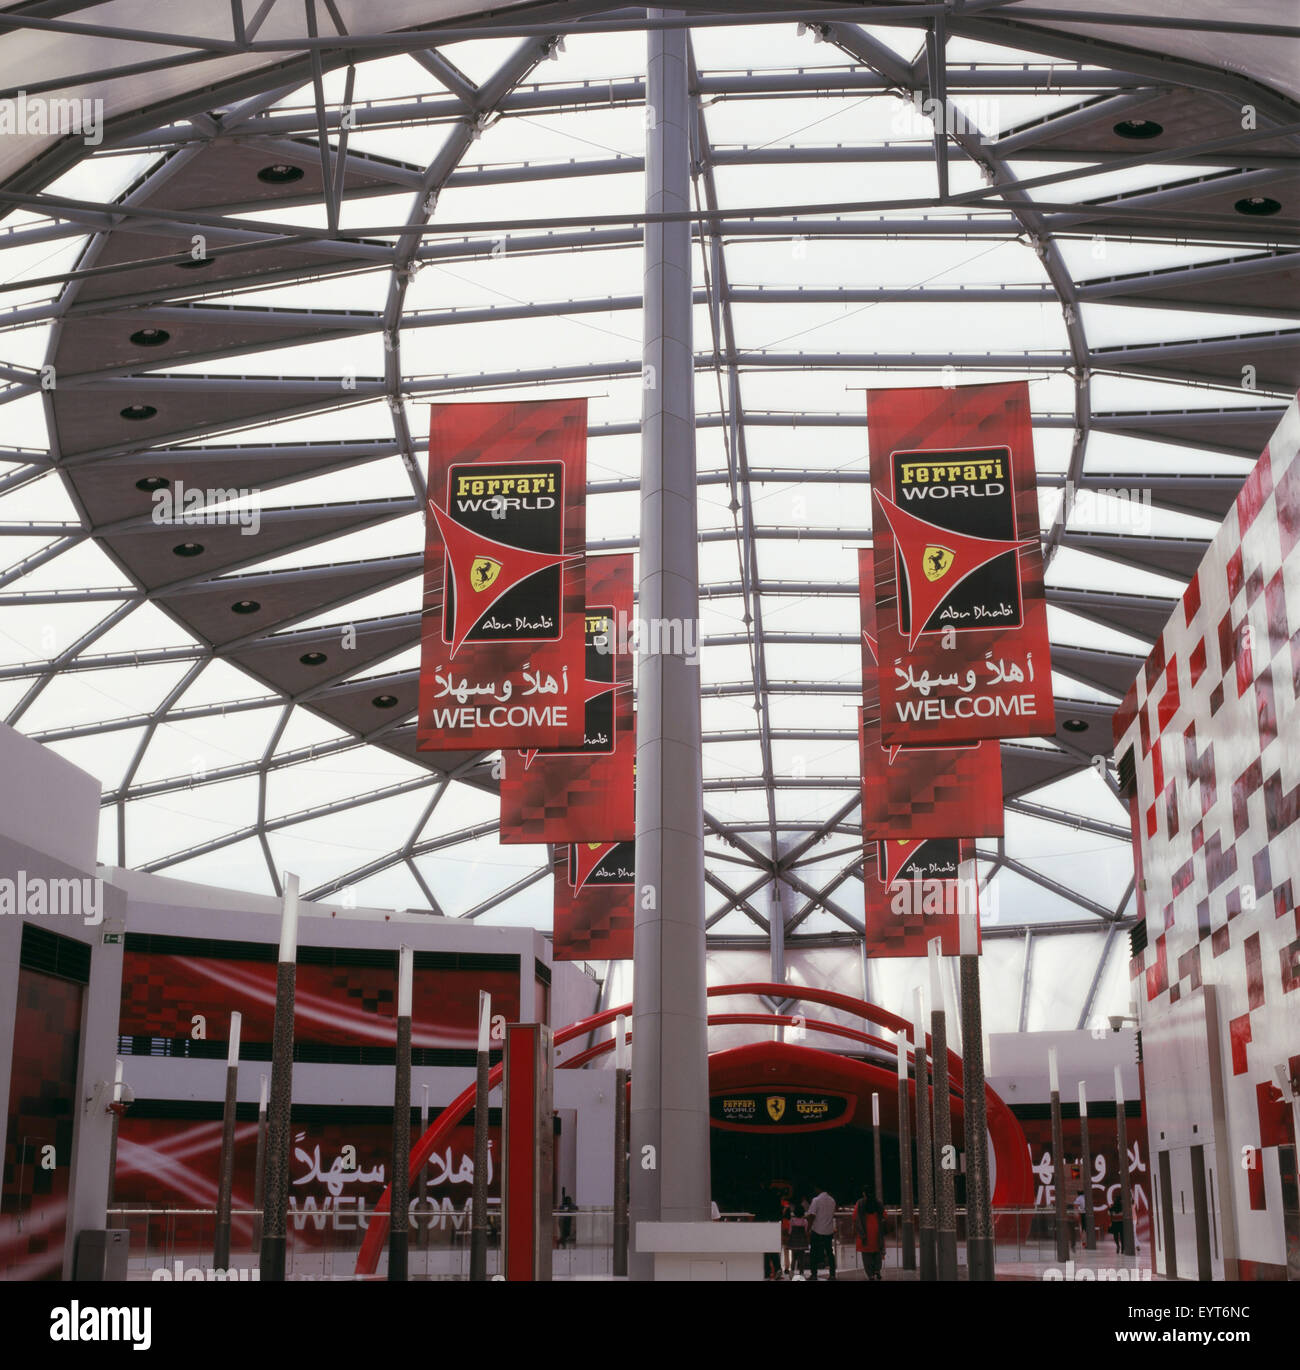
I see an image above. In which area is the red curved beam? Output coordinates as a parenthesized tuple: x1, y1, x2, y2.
(555, 1015, 1033, 1214)
(712, 982, 916, 1040)
(555, 985, 957, 1085)
(562, 1015, 912, 1071)
(356, 983, 1030, 1274)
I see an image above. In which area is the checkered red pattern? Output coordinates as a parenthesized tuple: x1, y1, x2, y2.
(120, 953, 520, 1050)
(0, 968, 84, 1280)
(1114, 393, 1300, 1280)
(551, 844, 633, 961)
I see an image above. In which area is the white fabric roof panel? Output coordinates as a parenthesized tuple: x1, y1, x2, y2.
(0, 4, 1295, 1030)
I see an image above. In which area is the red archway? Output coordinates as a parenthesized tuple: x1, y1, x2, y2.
(354, 983, 1031, 1275)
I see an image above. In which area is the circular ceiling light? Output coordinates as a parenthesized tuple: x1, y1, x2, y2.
(172, 542, 205, 558)
(257, 163, 305, 184)
(130, 327, 171, 347)
(372, 694, 399, 709)
(1234, 196, 1281, 216)
(1062, 718, 1090, 733)
(119, 403, 157, 421)
(135, 476, 170, 492)
(231, 599, 261, 615)
(299, 651, 328, 666)
(1113, 119, 1163, 140)
(177, 255, 215, 269)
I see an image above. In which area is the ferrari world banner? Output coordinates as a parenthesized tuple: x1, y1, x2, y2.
(859, 551, 1003, 839)
(499, 553, 635, 843)
(862, 836, 979, 958)
(553, 840, 634, 962)
(418, 399, 587, 751)
(868, 381, 1053, 745)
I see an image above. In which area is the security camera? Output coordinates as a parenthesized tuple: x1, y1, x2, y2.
(1108, 1016, 1124, 1033)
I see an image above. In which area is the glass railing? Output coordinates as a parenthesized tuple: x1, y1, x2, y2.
(106, 1203, 617, 1280)
(105, 1203, 1104, 1278)
(713, 1206, 1114, 1275)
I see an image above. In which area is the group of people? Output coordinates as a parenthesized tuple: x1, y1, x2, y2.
(760, 1184, 887, 1281)
(1068, 1190, 1135, 1254)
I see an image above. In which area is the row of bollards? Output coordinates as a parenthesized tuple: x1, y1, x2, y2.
(876, 903, 1134, 1279)
(195, 869, 1133, 1282)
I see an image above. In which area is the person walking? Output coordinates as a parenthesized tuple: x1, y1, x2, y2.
(806, 1183, 837, 1281)
(1070, 1189, 1086, 1251)
(758, 1183, 784, 1280)
(558, 1188, 577, 1248)
(854, 1186, 886, 1281)
(1109, 1192, 1124, 1254)
(787, 1199, 809, 1277)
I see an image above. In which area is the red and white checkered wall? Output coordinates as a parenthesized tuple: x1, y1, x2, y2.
(1114, 394, 1300, 1280)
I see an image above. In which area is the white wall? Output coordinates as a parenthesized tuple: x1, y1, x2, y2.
(0, 722, 123, 1277)
(0, 722, 99, 871)
(986, 1028, 1141, 1107)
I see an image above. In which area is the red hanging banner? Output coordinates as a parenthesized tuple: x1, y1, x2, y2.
(499, 553, 635, 843)
(868, 381, 1054, 745)
(418, 399, 588, 751)
(862, 836, 979, 958)
(859, 550, 1003, 839)
(552, 840, 634, 962)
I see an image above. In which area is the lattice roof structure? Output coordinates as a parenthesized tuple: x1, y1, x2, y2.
(0, 1, 1296, 1032)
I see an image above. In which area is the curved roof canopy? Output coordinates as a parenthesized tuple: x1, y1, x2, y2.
(0, 1, 1296, 1030)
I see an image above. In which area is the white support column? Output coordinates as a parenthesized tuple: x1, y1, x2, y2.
(630, 6, 712, 1281)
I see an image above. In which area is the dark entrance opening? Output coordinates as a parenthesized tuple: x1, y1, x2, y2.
(709, 1125, 903, 1214)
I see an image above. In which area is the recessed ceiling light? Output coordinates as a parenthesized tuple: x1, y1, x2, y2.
(258, 163, 305, 184)
(372, 694, 399, 709)
(135, 476, 170, 492)
(1113, 119, 1163, 140)
(1234, 196, 1281, 216)
(119, 403, 157, 421)
(173, 542, 204, 557)
(130, 327, 171, 347)
(177, 255, 215, 269)
(1062, 718, 1089, 733)
(299, 651, 328, 666)
(231, 599, 261, 615)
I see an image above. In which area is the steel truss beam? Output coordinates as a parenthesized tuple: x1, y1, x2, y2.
(140, 773, 455, 873)
(706, 918, 1133, 950)
(1, 4, 1264, 984)
(996, 854, 1126, 922)
(689, 38, 784, 886)
(108, 67, 1167, 152)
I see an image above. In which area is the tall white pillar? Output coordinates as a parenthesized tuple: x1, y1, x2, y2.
(629, 7, 712, 1281)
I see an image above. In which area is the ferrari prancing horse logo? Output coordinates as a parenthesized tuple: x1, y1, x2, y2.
(470, 556, 502, 592)
(766, 1096, 785, 1122)
(922, 545, 955, 582)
